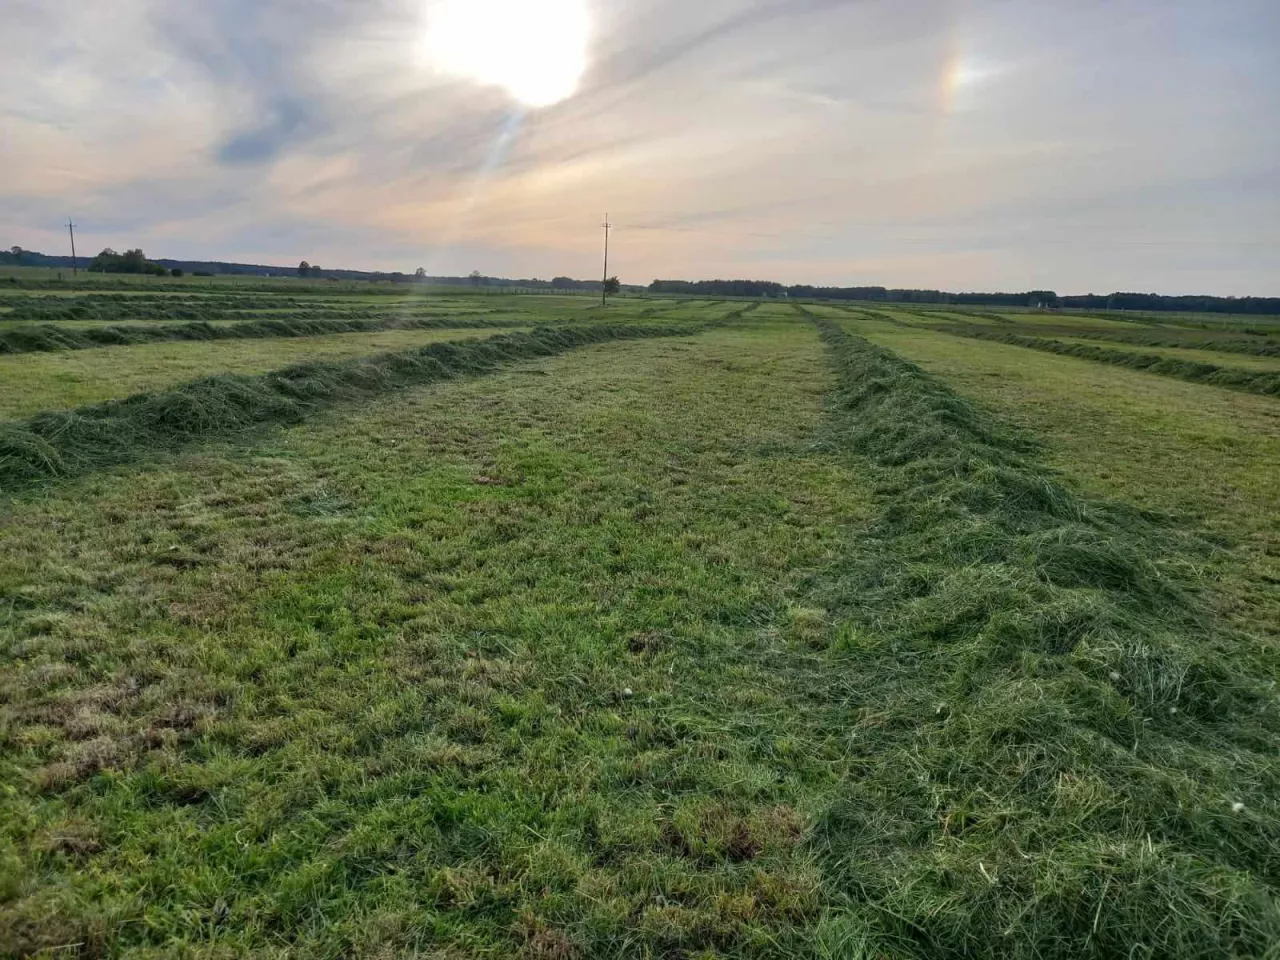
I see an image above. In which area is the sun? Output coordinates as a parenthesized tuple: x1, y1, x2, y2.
(423, 0, 589, 108)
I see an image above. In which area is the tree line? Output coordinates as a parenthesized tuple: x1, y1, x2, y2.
(648, 280, 1280, 315)
(88, 249, 182, 277)
(3, 242, 1272, 313)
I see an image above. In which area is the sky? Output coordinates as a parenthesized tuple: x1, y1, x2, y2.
(2, 0, 1277, 295)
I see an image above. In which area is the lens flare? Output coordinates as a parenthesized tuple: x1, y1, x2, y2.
(940, 49, 1004, 115)
(423, 0, 589, 108)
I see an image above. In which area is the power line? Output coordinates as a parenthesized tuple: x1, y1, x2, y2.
(601, 214, 611, 307)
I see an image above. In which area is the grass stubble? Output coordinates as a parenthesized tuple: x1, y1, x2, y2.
(1, 319, 868, 957)
(0, 296, 1275, 958)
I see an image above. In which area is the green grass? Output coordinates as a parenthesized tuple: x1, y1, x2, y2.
(891, 310, 1280, 362)
(1048, 336, 1280, 372)
(882, 306, 1280, 338)
(916, 325, 1280, 397)
(967, 324, 1280, 360)
(844, 316, 1280, 640)
(0, 315, 531, 357)
(799, 308, 1280, 958)
(1, 292, 1277, 958)
(0, 297, 732, 419)
(0, 320, 871, 957)
(0, 324, 695, 488)
(0, 293, 533, 326)
(0, 329, 519, 420)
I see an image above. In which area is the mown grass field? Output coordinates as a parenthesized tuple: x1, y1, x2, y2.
(0, 330, 529, 420)
(1, 285, 1277, 958)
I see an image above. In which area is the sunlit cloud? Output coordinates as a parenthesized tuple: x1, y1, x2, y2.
(0, 0, 1276, 294)
(421, 0, 590, 108)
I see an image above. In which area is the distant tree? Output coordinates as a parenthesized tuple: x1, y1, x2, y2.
(469, 270, 483, 288)
(89, 248, 159, 274)
(415, 267, 427, 279)
(551, 276, 575, 289)
(309, 264, 323, 278)
(10, 246, 21, 264)
(88, 249, 117, 272)
(604, 276, 621, 298)
(170, 267, 184, 278)
(298, 261, 311, 278)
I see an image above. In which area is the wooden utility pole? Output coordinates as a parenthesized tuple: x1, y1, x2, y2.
(601, 214, 611, 307)
(67, 219, 78, 275)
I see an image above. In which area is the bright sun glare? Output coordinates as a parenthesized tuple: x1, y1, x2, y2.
(423, 0, 589, 108)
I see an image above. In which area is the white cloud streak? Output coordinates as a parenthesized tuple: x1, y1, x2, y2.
(1, 0, 1276, 293)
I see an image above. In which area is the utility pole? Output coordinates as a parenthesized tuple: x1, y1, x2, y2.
(601, 214, 611, 308)
(67, 219, 78, 275)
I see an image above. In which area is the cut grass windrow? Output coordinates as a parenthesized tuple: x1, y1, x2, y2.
(2, 294, 326, 324)
(0, 323, 698, 490)
(0, 294, 520, 326)
(0, 314, 521, 355)
(1011, 326, 1280, 359)
(937, 326, 1280, 397)
(0, 294, 415, 324)
(802, 311, 1280, 959)
(903, 314, 1280, 360)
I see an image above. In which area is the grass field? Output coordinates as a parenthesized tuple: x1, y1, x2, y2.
(837, 311, 1280, 638)
(0, 329, 529, 419)
(1, 286, 1277, 958)
(1048, 337, 1280, 372)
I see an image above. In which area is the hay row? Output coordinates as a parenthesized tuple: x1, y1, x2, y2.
(802, 310, 1280, 957)
(938, 328, 1280, 394)
(0, 294, 509, 325)
(895, 309, 1280, 359)
(1006, 326, 1280, 359)
(0, 314, 522, 355)
(0, 323, 696, 489)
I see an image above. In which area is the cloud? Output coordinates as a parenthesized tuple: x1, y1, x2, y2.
(0, 0, 1276, 294)
(217, 98, 318, 165)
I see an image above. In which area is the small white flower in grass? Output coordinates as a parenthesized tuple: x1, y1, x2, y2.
(1109, 671, 1121, 682)
(1169, 706, 1178, 715)
(622, 688, 634, 699)
(1232, 802, 1246, 814)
